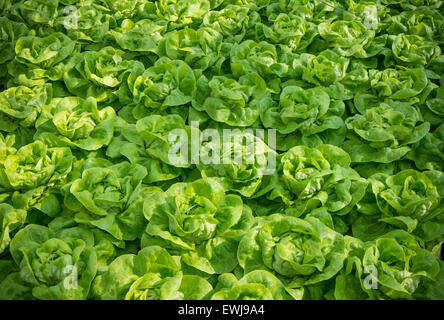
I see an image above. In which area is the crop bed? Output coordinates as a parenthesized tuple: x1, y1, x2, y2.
(0, 0, 443, 300)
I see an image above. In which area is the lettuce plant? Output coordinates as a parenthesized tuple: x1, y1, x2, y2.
(192, 73, 273, 127)
(237, 214, 347, 288)
(344, 100, 430, 163)
(197, 131, 277, 197)
(142, 178, 253, 274)
(268, 144, 368, 219)
(92, 245, 212, 300)
(2, 224, 115, 299)
(211, 270, 297, 300)
(9, 32, 77, 85)
(63, 47, 141, 104)
(261, 86, 346, 149)
(0, 17, 30, 84)
(34, 96, 116, 150)
(0, 84, 51, 131)
(64, 160, 150, 240)
(336, 231, 440, 299)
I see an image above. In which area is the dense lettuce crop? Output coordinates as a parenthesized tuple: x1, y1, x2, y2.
(0, 0, 443, 300)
